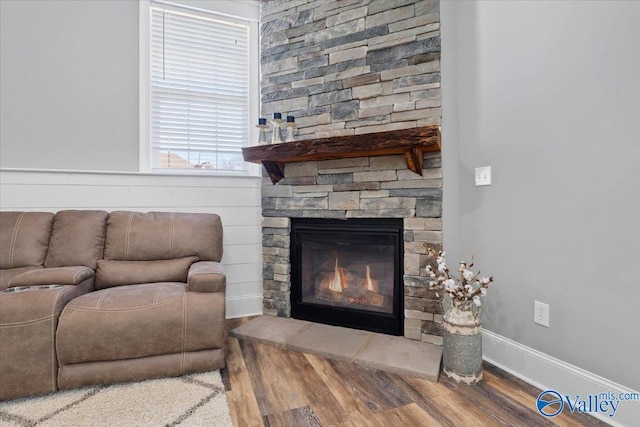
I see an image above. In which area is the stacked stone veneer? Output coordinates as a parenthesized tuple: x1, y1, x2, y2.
(259, 0, 444, 344)
(261, 153, 444, 345)
(260, 0, 441, 140)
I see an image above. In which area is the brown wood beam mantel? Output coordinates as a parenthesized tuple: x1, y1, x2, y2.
(242, 125, 441, 184)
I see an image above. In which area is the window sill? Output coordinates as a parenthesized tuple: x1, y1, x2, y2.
(0, 167, 262, 179)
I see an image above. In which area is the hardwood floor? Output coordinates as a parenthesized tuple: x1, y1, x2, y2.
(222, 318, 606, 427)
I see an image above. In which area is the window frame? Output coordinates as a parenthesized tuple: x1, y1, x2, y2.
(139, 0, 260, 176)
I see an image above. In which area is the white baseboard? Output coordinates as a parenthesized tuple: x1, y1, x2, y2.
(483, 329, 639, 427)
(226, 295, 263, 319)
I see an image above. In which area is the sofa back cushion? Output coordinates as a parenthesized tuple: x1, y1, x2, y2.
(95, 256, 199, 289)
(0, 212, 54, 269)
(103, 212, 223, 262)
(44, 210, 108, 269)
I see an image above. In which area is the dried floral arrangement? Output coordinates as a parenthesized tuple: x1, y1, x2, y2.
(426, 248, 493, 307)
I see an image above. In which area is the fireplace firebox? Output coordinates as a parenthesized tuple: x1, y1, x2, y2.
(290, 218, 403, 335)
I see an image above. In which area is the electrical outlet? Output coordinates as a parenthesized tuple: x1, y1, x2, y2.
(475, 166, 492, 186)
(534, 301, 549, 327)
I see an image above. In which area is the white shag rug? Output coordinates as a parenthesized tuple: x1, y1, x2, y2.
(0, 371, 232, 427)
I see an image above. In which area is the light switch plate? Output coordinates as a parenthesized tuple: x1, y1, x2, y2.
(475, 166, 492, 186)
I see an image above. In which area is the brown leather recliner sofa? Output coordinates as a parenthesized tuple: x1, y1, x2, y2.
(0, 210, 226, 401)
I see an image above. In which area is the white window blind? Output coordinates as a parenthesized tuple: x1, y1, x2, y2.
(150, 2, 249, 172)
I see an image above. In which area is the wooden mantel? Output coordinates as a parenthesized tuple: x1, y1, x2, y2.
(242, 125, 441, 184)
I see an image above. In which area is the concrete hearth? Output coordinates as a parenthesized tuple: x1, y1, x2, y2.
(231, 315, 442, 381)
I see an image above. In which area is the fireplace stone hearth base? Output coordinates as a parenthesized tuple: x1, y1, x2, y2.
(231, 315, 442, 381)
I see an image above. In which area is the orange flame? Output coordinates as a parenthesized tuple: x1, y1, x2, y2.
(329, 258, 346, 292)
(366, 265, 375, 292)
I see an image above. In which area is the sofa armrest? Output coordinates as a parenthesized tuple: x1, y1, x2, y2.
(187, 261, 226, 293)
(8, 266, 95, 287)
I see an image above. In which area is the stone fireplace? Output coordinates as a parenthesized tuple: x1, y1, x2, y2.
(244, 128, 445, 344)
(254, 0, 443, 344)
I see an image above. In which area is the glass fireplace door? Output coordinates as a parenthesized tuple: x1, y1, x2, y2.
(291, 218, 403, 335)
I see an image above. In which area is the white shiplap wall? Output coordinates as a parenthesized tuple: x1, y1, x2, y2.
(0, 169, 263, 318)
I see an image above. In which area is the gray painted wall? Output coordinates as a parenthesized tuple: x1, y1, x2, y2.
(0, 0, 259, 172)
(1, 0, 140, 171)
(439, 0, 459, 269)
(443, 1, 640, 390)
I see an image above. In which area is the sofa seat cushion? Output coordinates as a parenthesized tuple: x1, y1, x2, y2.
(56, 282, 225, 366)
(0, 281, 93, 400)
